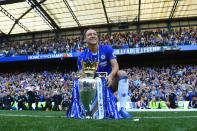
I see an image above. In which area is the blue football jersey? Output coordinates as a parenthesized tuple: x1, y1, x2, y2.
(77, 45, 117, 75)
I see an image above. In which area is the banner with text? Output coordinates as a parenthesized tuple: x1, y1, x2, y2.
(0, 45, 196, 62)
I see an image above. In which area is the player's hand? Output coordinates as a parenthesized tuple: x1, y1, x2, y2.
(106, 75, 113, 87)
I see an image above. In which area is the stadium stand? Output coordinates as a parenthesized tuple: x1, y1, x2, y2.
(0, 27, 197, 57)
(1, 0, 197, 130)
(0, 64, 196, 111)
(0, 0, 196, 112)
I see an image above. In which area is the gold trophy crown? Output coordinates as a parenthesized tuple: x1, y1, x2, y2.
(81, 58, 98, 72)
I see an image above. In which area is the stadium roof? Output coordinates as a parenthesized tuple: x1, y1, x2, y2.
(0, 0, 196, 35)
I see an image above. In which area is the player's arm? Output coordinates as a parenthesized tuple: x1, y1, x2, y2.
(106, 46, 119, 86)
(109, 59, 119, 78)
(107, 58, 119, 86)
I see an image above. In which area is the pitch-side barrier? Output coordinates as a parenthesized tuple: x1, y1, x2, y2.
(117, 102, 197, 111)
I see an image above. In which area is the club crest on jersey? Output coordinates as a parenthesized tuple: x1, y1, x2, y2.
(101, 55, 106, 60)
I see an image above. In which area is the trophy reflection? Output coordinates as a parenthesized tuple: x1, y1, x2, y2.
(78, 58, 98, 118)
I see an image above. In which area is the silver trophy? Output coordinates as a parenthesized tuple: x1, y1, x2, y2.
(78, 58, 98, 118)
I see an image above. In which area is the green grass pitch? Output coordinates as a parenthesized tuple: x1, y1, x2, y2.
(0, 111, 196, 131)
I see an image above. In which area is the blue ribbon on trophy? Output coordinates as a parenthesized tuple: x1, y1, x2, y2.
(67, 58, 121, 119)
(101, 78, 120, 119)
(67, 78, 81, 118)
(96, 77, 104, 119)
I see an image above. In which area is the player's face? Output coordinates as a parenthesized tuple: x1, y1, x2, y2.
(85, 29, 98, 45)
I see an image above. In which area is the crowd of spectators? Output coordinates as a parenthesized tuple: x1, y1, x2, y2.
(0, 70, 74, 111)
(0, 27, 197, 57)
(127, 64, 197, 109)
(0, 64, 196, 111)
(0, 37, 84, 57)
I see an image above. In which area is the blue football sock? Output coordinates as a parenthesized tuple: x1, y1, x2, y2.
(118, 76, 129, 109)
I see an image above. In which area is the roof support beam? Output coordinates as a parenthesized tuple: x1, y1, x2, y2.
(0, 29, 5, 35)
(63, 0, 81, 27)
(138, 0, 141, 23)
(6, 0, 46, 35)
(169, 0, 179, 20)
(0, 0, 25, 5)
(29, 0, 60, 30)
(168, 0, 178, 32)
(101, 0, 109, 26)
(137, 0, 141, 32)
(0, 5, 30, 35)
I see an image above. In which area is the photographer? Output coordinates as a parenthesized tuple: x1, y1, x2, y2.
(62, 94, 71, 111)
(45, 94, 52, 111)
(0, 94, 3, 110)
(130, 88, 141, 102)
(18, 91, 28, 110)
(3, 91, 14, 110)
(168, 90, 178, 109)
(33, 87, 39, 110)
(13, 93, 19, 110)
(27, 89, 36, 110)
(189, 95, 197, 109)
(27, 86, 39, 110)
(52, 91, 62, 111)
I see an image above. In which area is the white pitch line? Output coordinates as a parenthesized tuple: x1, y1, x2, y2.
(133, 116, 197, 119)
(127, 109, 197, 112)
(0, 114, 67, 118)
(0, 114, 197, 119)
